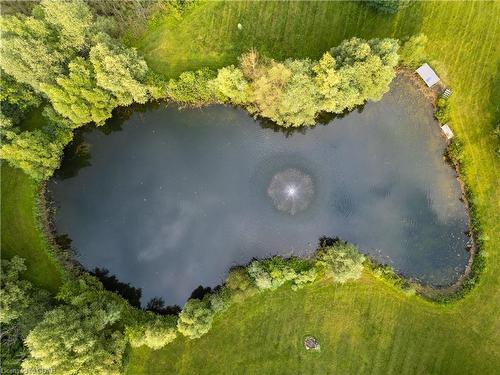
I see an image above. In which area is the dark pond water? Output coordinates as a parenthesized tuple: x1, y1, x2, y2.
(49, 77, 470, 305)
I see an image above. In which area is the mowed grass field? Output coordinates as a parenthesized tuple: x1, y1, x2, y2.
(125, 1, 500, 374)
(1, 163, 62, 293)
(1, 1, 498, 374)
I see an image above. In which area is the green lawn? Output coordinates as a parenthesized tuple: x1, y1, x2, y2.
(1, 1, 498, 374)
(1, 163, 62, 293)
(126, 1, 500, 374)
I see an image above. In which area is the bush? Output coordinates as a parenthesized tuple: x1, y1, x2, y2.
(365, 0, 413, 14)
(177, 299, 215, 339)
(399, 34, 428, 68)
(292, 268, 318, 290)
(0, 257, 33, 325)
(210, 65, 250, 104)
(0, 257, 52, 370)
(126, 313, 177, 350)
(435, 97, 452, 124)
(315, 241, 365, 283)
(23, 305, 126, 375)
(225, 267, 257, 301)
(166, 69, 216, 106)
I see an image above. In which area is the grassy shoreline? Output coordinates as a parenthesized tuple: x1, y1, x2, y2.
(1, 1, 498, 373)
(125, 1, 499, 373)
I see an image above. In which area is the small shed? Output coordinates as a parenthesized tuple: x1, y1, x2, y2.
(441, 124, 454, 140)
(416, 63, 440, 87)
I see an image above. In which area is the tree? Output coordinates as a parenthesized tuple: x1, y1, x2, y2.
(0, 257, 52, 370)
(23, 275, 130, 374)
(248, 59, 319, 127)
(225, 267, 257, 301)
(0, 257, 32, 325)
(210, 65, 250, 104)
(314, 37, 398, 113)
(145, 297, 181, 316)
(365, 0, 413, 14)
(0, 14, 65, 90)
(247, 261, 273, 290)
(315, 241, 365, 283)
(90, 38, 150, 105)
(126, 313, 177, 350)
(41, 58, 116, 125)
(399, 34, 428, 68)
(23, 305, 126, 375)
(166, 69, 216, 106)
(0, 129, 64, 180)
(435, 97, 452, 124)
(239, 48, 260, 80)
(90, 268, 142, 308)
(177, 299, 215, 339)
(40, 0, 92, 50)
(0, 72, 41, 126)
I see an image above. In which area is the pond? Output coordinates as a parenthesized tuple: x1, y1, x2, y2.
(49, 77, 470, 305)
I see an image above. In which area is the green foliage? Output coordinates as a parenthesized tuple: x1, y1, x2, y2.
(435, 97, 452, 124)
(90, 38, 150, 105)
(23, 305, 126, 375)
(0, 129, 64, 180)
(177, 298, 215, 339)
(315, 241, 365, 283)
(40, 0, 92, 50)
(0, 14, 65, 90)
(0, 0, 159, 179)
(222, 37, 398, 127)
(166, 68, 216, 106)
(225, 267, 257, 302)
(247, 261, 273, 290)
(316, 37, 398, 113)
(399, 34, 428, 68)
(22, 275, 129, 374)
(247, 58, 319, 127)
(126, 313, 177, 350)
(41, 58, 116, 125)
(0, 257, 52, 371)
(292, 268, 318, 290)
(210, 65, 250, 104)
(0, 257, 32, 325)
(365, 0, 413, 14)
(0, 72, 41, 126)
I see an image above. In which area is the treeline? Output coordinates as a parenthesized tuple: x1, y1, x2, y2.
(1, 240, 365, 373)
(0, 1, 403, 181)
(0, 0, 164, 179)
(167, 37, 399, 127)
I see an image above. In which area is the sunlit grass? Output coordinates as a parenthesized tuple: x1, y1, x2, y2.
(126, 1, 500, 373)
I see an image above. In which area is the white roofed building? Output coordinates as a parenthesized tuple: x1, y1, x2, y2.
(416, 63, 440, 87)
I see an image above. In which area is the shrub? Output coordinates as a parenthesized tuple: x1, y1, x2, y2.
(435, 97, 452, 124)
(365, 0, 413, 14)
(177, 299, 215, 339)
(0, 257, 32, 325)
(225, 267, 257, 301)
(399, 34, 428, 68)
(292, 268, 318, 290)
(247, 261, 273, 290)
(210, 65, 250, 104)
(126, 313, 177, 350)
(23, 305, 126, 375)
(166, 69, 216, 106)
(315, 241, 365, 283)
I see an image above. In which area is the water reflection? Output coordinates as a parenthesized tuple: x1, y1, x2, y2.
(49, 77, 470, 305)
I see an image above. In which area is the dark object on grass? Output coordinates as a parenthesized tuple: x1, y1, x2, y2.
(365, 0, 413, 14)
(304, 336, 320, 351)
